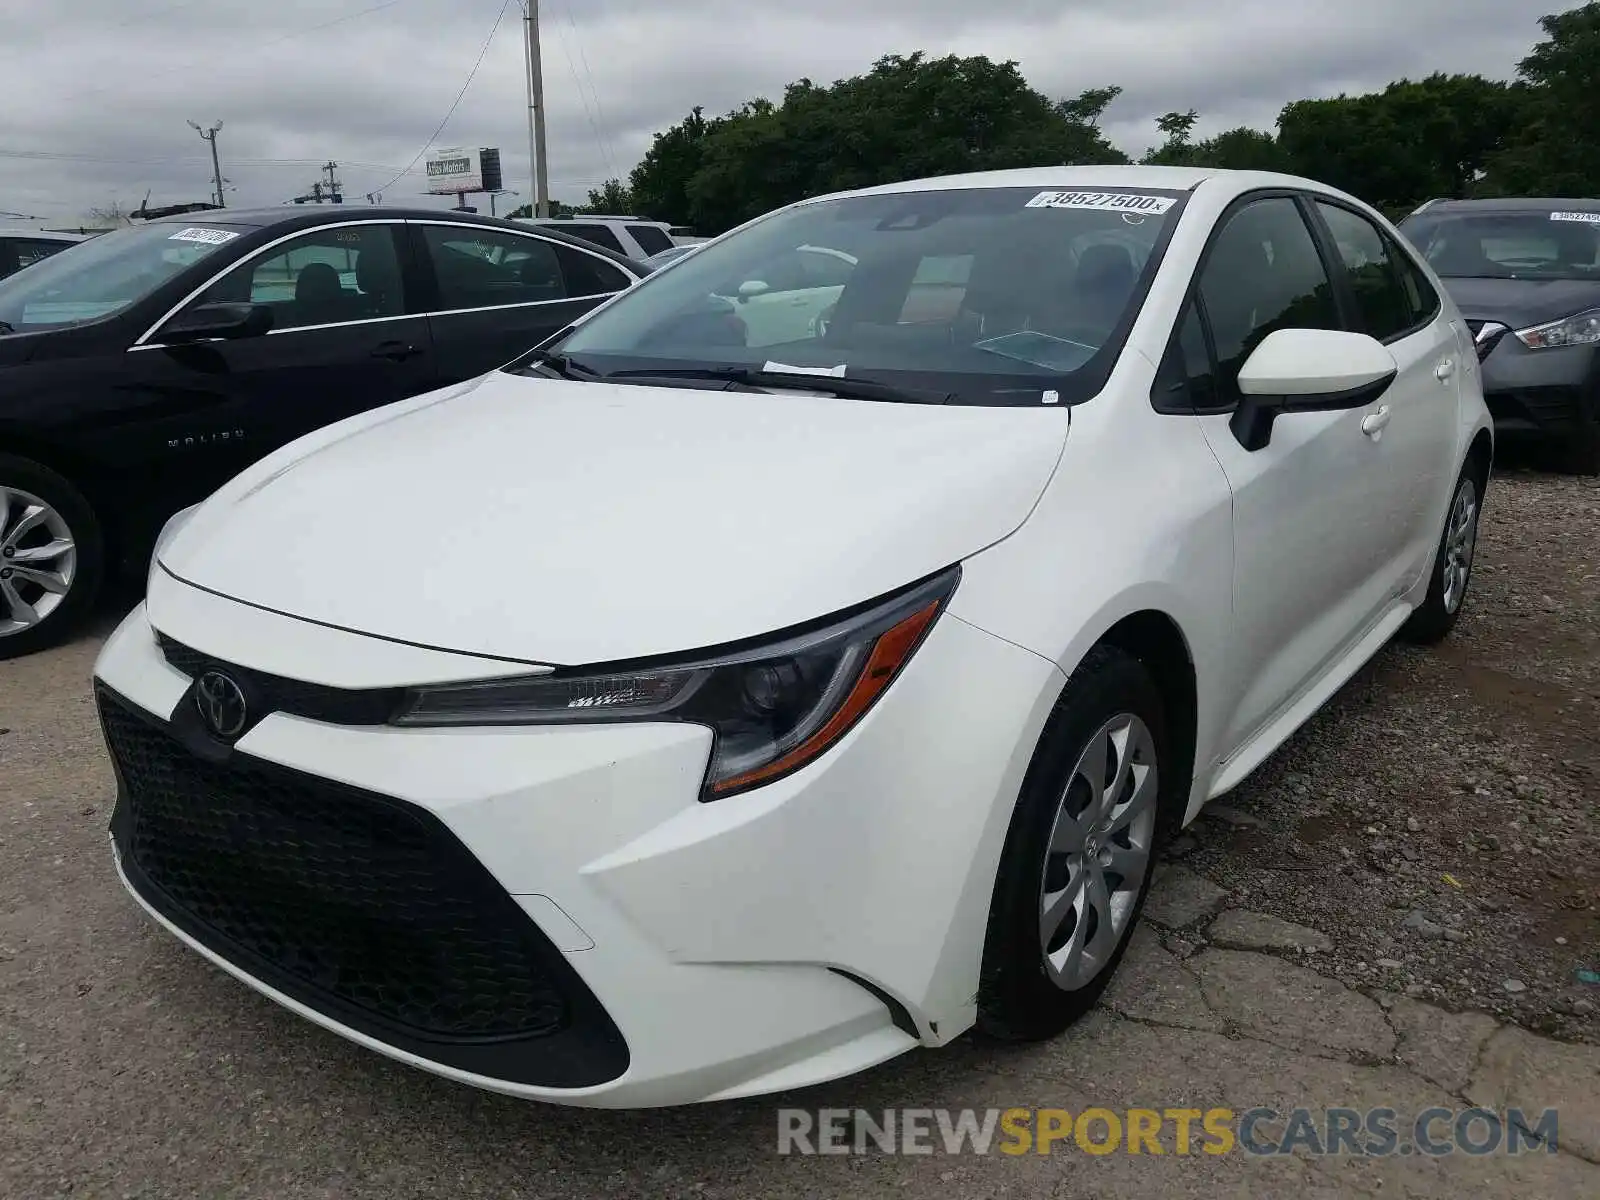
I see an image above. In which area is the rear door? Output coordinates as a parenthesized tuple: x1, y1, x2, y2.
(1308, 198, 1461, 588)
(410, 222, 635, 386)
(125, 220, 437, 506)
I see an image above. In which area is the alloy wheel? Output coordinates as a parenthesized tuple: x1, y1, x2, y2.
(0, 486, 77, 638)
(1441, 476, 1478, 615)
(1039, 712, 1159, 991)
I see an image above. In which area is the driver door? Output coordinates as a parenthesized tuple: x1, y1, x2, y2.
(121, 221, 437, 507)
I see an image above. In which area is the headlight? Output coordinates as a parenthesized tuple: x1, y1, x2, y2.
(392, 566, 960, 799)
(1514, 309, 1600, 350)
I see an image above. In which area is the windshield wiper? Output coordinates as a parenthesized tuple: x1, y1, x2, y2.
(602, 366, 952, 405)
(517, 349, 601, 381)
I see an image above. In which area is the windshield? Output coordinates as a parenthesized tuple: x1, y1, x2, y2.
(1399, 209, 1600, 281)
(0, 221, 250, 333)
(549, 185, 1185, 406)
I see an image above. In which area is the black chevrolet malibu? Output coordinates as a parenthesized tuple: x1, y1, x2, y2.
(0, 206, 646, 658)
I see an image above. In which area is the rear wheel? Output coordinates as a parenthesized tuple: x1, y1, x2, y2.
(0, 455, 104, 660)
(977, 645, 1176, 1041)
(1399, 461, 1484, 646)
(1558, 397, 1600, 476)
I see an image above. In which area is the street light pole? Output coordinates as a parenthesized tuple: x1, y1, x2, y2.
(188, 119, 226, 207)
(521, 1, 550, 218)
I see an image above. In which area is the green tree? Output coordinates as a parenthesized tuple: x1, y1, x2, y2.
(1141, 109, 1199, 165)
(1277, 73, 1524, 209)
(629, 106, 717, 225)
(1191, 127, 1290, 172)
(647, 54, 1128, 234)
(584, 179, 634, 213)
(1484, 3, 1600, 195)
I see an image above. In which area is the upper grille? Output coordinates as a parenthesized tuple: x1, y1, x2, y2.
(156, 632, 400, 726)
(101, 688, 568, 1041)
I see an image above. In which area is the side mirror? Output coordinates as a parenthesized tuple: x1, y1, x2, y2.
(1230, 328, 1397, 451)
(161, 302, 273, 344)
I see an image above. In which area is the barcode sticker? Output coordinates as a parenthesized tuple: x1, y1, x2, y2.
(1025, 191, 1175, 214)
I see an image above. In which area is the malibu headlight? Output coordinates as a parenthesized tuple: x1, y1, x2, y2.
(1514, 309, 1600, 350)
(392, 566, 959, 799)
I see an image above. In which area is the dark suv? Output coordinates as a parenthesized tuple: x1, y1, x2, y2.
(1398, 197, 1600, 474)
(0, 206, 645, 658)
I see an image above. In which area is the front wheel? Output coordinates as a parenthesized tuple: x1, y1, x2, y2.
(1399, 462, 1483, 646)
(0, 455, 105, 661)
(977, 645, 1175, 1041)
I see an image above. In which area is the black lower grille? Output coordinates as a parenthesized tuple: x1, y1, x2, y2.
(99, 685, 629, 1086)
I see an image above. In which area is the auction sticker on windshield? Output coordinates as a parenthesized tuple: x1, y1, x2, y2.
(1550, 211, 1600, 224)
(1025, 191, 1175, 214)
(167, 227, 240, 245)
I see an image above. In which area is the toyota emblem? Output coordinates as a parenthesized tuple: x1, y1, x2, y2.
(195, 670, 249, 739)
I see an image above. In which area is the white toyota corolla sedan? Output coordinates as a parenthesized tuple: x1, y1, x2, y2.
(94, 165, 1492, 1108)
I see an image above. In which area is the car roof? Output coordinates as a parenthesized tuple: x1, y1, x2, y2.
(803, 164, 1333, 205)
(1409, 196, 1600, 215)
(139, 205, 643, 270)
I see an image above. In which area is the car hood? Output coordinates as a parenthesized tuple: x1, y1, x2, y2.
(160, 372, 1070, 666)
(1437, 276, 1600, 328)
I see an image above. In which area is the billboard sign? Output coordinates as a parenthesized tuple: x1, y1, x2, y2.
(426, 147, 482, 195)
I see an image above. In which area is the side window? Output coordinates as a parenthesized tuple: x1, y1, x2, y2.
(422, 226, 566, 309)
(553, 245, 631, 296)
(1314, 201, 1423, 341)
(15, 239, 71, 269)
(193, 224, 404, 331)
(557, 223, 629, 256)
(1153, 303, 1218, 412)
(803, 247, 859, 289)
(1392, 242, 1440, 328)
(625, 223, 673, 256)
(1198, 197, 1341, 403)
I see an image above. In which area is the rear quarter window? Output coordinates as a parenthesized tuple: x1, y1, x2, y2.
(626, 224, 673, 256)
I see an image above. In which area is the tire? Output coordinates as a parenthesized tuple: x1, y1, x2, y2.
(976, 644, 1179, 1041)
(1557, 401, 1600, 476)
(0, 454, 105, 661)
(1398, 458, 1485, 646)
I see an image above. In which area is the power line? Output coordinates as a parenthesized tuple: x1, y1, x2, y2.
(556, 3, 617, 179)
(372, 0, 514, 196)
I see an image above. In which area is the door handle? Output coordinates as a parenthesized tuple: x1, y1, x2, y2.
(371, 341, 421, 362)
(1434, 359, 1455, 381)
(1361, 405, 1392, 437)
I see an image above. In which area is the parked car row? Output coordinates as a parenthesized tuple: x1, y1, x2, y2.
(0, 205, 647, 657)
(86, 164, 1497, 1108)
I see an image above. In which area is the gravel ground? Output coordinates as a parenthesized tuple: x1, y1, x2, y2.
(1161, 464, 1600, 1040)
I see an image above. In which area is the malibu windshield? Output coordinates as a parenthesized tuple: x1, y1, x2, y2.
(0, 222, 249, 334)
(547, 186, 1186, 406)
(1400, 209, 1600, 281)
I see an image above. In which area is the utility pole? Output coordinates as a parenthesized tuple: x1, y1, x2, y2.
(187, 120, 225, 207)
(322, 161, 342, 203)
(521, 1, 550, 217)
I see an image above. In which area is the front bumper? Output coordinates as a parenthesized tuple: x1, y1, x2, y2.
(1473, 327, 1598, 438)
(93, 584, 1061, 1107)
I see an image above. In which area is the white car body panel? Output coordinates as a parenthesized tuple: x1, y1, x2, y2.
(95, 164, 1494, 1107)
(157, 372, 1070, 664)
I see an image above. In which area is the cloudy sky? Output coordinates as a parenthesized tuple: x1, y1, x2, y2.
(0, 0, 1567, 224)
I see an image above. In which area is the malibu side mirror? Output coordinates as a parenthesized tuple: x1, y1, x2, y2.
(1229, 327, 1398, 452)
(160, 302, 274, 344)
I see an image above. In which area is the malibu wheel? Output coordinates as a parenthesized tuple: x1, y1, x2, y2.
(0, 455, 104, 660)
(977, 645, 1175, 1041)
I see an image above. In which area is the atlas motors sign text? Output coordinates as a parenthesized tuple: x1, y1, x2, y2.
(424, 147, 500, 195)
